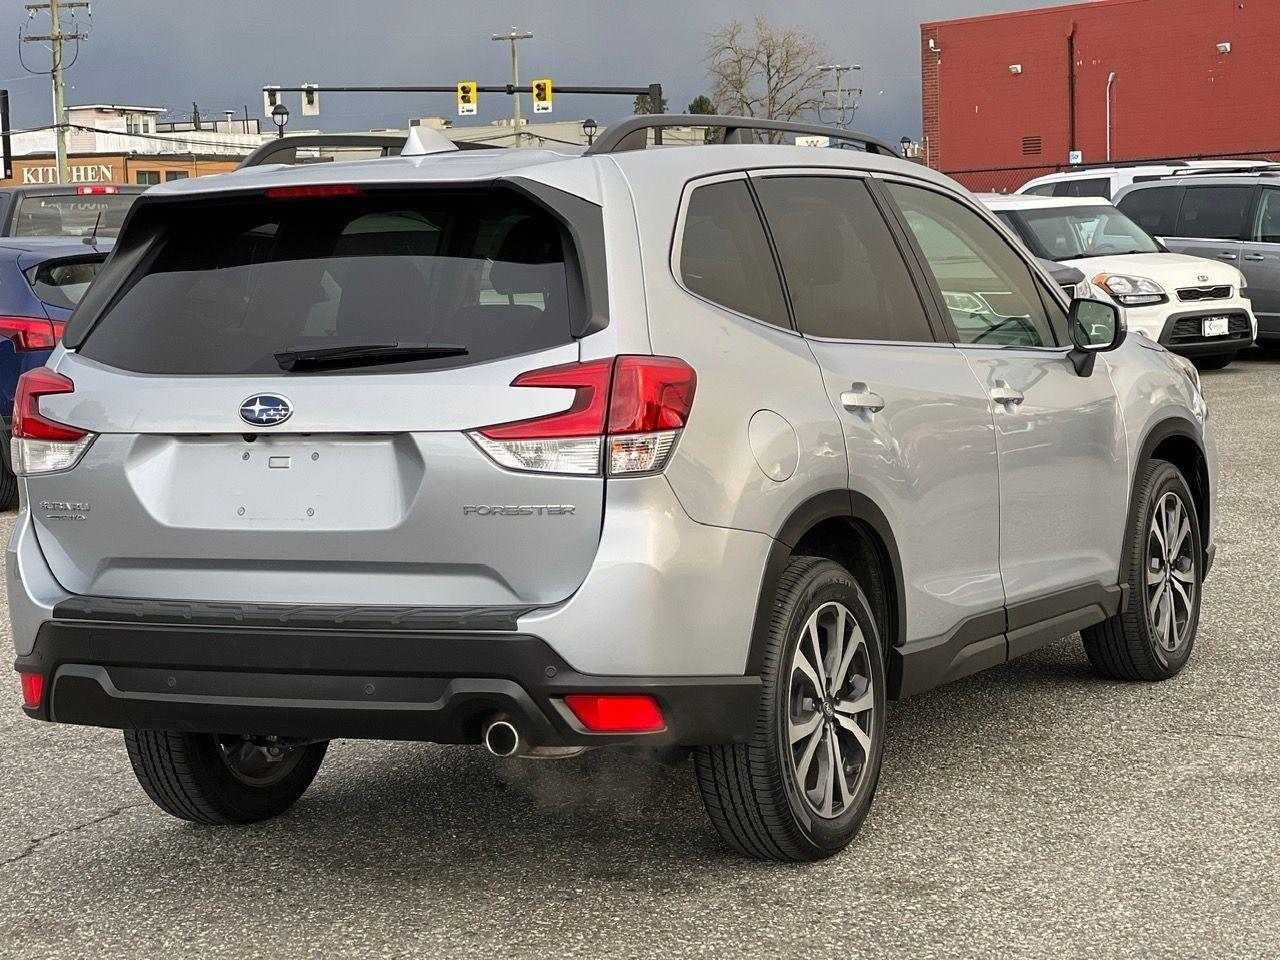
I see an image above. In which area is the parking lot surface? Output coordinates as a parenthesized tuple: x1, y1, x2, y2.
(1, 357, 1277, 960)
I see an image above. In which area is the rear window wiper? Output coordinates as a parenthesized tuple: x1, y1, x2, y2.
(275, 342, 469, 372)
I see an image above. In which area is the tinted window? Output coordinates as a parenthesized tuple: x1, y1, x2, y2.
(679, 180, 789, 327)
(1253, 188, 1280, 243)
(25, 257, 106, 310)
(12, 193, 139, 238)
(1175, 186, 1252, 239)
(887, 183, 1057, 348)
(1057, 177, 1111, 199)
(1022, 183, 1057, 197)
(80, 190, 579, 375)
(754, 177, 933, 342)
(1116, 185, 1180, 236)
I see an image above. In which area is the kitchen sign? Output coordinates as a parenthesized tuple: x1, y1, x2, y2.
(21, 163, 115, 185)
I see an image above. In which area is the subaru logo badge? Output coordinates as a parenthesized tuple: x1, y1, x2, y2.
(239, 394, 293, 427)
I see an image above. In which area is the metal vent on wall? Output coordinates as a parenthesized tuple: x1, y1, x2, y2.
(1022, 136, 1043, 156)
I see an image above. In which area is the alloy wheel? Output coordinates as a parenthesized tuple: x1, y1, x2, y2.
(1146, 491, 1197, 659)
(786, 601, 876, 819)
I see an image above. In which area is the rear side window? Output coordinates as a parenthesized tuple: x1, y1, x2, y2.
(25, 257, 105, 310)
(1056, 177, 1111, 198)
(1252, 188, 1280, 243)
(1175, 186, 1252, 239)
(1117, 186, 1180, 236)
(1022, 183, 1057, 197)
(79, 190, 579, 375)
(678, 180, 789, 328)
(12, 193, 138, 238)
(754, 176, 933, 342)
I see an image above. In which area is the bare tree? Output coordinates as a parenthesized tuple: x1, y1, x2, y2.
(704, 17, 830, 140)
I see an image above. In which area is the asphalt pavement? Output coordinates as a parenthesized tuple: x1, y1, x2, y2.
(1, 355, 1277, 960)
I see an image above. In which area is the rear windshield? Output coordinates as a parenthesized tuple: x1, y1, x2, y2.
(12, 193, 138, 238)
(78, 190, 577, 375)
(25, 256, 106, 310)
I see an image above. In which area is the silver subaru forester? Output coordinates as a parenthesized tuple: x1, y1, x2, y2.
(7, 117, 1216, 861)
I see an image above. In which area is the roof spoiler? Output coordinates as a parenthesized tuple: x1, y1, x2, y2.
(583, 114, 901, 157)
(236, 131, 499, 169)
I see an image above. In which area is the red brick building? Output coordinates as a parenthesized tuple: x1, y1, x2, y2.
(921, 0, 1280, 191)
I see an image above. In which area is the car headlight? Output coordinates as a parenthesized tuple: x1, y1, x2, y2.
(1093, 273, 1168, 306)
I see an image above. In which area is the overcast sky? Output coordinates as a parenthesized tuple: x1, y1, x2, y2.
(1, 0, 1080, 141)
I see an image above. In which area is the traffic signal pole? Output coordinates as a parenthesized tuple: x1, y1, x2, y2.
(491, 30, 533, 146)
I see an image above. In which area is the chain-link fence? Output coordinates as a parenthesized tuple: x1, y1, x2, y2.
(941, 147, 1280, 195)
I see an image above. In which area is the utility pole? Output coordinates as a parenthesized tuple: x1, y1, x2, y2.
(20, 0, 90, 185)
(491, 28, 533, 147)
(818, 63, 861, 129)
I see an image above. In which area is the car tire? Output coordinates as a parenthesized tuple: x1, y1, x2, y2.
(1082, 459, 1202, 682)
(0, 460, 17, 512)
(124, 730, 328, 825)
(1193, 354, 1235, 371)
(693, 556, 887, 862)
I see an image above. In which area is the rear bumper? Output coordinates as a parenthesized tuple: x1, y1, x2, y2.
(14, 617, 759, 747)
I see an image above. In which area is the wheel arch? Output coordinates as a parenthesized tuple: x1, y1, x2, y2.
(746, 490, 905, 675)
(1131, 415, 1211, 575)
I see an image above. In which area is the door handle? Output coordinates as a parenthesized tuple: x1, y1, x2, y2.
(1244, 253, 1267, 262)
(990, 381, 1025, 408)
(1219, 252, 1239, 260)
(840, 384, 885, 414)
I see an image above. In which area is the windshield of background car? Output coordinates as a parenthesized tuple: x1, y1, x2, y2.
(1015, 205, 1160, 260)
(12, 193, 138, 238)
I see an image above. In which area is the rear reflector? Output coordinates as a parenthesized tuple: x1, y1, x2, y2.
(19, 672, 43, 709)
(265, 184, 364, 200)
(0, 315, 61, 352)
(11, 368, 95, 476)
(470, 356, 696, 476)
(563, 694, 665, 733)
(76, 185, 120, 195)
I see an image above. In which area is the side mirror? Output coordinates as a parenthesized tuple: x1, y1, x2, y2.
(1068, 297, 1126, 376)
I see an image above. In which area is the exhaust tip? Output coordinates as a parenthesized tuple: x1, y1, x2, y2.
(482, 716, 521, 757)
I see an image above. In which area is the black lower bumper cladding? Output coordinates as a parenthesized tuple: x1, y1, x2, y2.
(16, 616, 759, 748)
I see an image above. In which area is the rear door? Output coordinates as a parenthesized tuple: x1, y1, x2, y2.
(882, 180, 1129, 629)
(33, 186, 607, 607)
(1164, 183, 1251, 266)
(750, 172, 1006, 682)
(1242, 185, 1280, 339)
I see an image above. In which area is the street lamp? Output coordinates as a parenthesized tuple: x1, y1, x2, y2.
(271, 103, 290, 139)
(582, 118, 598, 146)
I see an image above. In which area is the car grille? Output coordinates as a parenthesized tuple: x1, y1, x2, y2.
(1166, 313, 1252, 345)
(1177, 285, 1232, 302)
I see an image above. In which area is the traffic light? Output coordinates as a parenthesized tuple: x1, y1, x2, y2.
(262, 86, 281, 117)
(457, 81, 478, 116)
(532, 78, 553, 114)
(301, 83, 320, 117)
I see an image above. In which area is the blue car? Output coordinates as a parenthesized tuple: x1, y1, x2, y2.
(0, 237, 112, 508)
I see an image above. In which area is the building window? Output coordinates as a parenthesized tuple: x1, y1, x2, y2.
(165, 171, 190, 182)
(136, 171, 161, 185)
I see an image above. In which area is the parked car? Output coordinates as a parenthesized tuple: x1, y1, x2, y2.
(9, 117, 1215, 862)
(0, 184, 145, 239)
(984, 194, 1256, 368)
(0, 237, 112, 508)
(1115, 172, 1280, 352)
(1016, 159, 1274, 200)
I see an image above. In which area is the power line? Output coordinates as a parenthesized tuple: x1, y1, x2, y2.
(20, 0, 91, 183)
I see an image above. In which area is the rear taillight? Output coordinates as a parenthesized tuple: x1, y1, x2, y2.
(19, 672, 43, 709)
(11, 368, 95, 476)
(469, 356, 696, 476)
(0, 316, 62, 352)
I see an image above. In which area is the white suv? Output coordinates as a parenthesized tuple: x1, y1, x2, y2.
(1016, 160, 1275, 201)
(984, 195, 1257, 368)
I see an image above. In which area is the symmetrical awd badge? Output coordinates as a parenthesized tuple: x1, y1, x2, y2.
(239, 394, 293, 427)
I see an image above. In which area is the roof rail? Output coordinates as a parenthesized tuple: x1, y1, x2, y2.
(236, 132, 498, 169)
(1169, 163, 1280, 177)
(583, 114, 900, 157)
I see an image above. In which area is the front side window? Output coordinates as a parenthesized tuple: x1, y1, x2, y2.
(678, 179, 789, 328)
(1014, 204, 1160, 261)
(753, 176, 933, 342)
(1175, 186, 1252, 240)
(1252, 188, 1280, 243)
(79, 190, 579, 375)
(887, 182, 1056, 348)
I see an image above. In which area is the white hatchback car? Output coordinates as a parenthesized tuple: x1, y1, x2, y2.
(983, 195, 1257, 368)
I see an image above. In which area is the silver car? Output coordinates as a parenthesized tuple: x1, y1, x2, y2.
(7, 117, 1216, 861)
